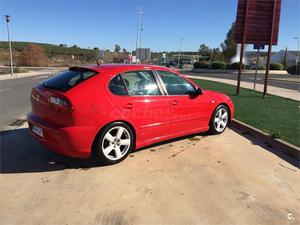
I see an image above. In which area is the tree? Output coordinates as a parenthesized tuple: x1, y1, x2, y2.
(19, 44, 48, 66)
(94, 47, 99, 50)
(114, 44, 121, 52)
(198, 44, 212, 61)
(84, 49, 99, 62)
(122, 48, 127, 53)
(59, 44, 67, 48)
(211, 48, 224, 61)
(220, 23, 237, 62)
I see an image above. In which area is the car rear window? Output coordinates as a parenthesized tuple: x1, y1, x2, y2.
(43, 67, 97, 92)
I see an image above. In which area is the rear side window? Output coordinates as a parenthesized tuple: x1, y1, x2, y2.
(109, 75, 128, 96)
(121, 71, 161, 96)
(43, 67, 97, 92)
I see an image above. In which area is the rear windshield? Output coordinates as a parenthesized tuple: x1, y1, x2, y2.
(43, 67, 97, 92)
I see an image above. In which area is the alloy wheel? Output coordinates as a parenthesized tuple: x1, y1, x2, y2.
(214, 108, 228, 133)
(101, 126, 131, 160)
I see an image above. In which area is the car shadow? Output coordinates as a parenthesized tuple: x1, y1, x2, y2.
(0, 128, 104, 173)
(1, 127, 298, 174)
(0, 128, 209, 174)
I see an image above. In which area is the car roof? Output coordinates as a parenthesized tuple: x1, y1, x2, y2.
(83, 64, 177, 74)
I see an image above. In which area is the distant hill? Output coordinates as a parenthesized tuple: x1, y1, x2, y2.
(0, 41, 97, 57)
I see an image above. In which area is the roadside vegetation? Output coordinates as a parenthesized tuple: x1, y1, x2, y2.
(191, 79, 300, 147)
(0, 41, 129, 67)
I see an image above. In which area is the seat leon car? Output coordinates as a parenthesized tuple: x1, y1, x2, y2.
(28, 64, 234, 164)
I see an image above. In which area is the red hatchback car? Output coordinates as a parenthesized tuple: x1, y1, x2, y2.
(28, 64, 234, 164)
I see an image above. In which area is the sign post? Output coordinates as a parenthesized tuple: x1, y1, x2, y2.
(263, 0, 278, 97)
(234, 0, 281, 97)
(236, 0, 249, 95)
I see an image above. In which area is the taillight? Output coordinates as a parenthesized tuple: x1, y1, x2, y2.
(49, 96, 73, 113)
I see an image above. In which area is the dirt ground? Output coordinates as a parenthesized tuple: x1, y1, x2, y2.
(0, 127, 299, 225)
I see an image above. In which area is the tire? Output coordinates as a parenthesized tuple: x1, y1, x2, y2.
(93, 122, 134, 164)
(209, 105, 229, 135)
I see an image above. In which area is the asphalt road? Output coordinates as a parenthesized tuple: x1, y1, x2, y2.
(0, 74, 50, 129)
(184, 72, 300, 91)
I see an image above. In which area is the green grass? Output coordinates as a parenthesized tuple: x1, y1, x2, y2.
(191, 79, 300, 147)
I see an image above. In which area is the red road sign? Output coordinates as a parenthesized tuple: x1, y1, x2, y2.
(234, 0, 281, 45)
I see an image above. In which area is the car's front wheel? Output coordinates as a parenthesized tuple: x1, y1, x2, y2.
(209, 105, 229, 134)
(94, 122, 134, 164)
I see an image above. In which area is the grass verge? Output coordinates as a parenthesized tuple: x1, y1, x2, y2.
(191, 79, 300, 147)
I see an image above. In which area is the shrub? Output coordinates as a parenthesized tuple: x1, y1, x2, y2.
(14, 67, 29, 73)
(270, 63, 284, 70)
(225, 64, 231, 69)
(211, 61, 226, 69)
(287, 65, 299, 75)
(19, 44, 48, 66)
(230, 62, 245, 70)
(194, 61, 209, 69)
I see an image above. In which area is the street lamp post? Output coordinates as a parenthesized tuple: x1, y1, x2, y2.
(294, 36, 299, 75)
(135, 7, 143, 64)
(5, 15, 14, 76)
(177, 38, 184, 69)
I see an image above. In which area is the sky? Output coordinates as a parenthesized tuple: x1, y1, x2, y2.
(0, 0, 299, 52)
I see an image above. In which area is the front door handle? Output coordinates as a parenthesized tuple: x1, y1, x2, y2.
(123, 103, 133, 109)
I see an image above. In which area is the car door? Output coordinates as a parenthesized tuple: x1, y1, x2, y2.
(108, 70, 171, 144)
(156, 70, 210, 135)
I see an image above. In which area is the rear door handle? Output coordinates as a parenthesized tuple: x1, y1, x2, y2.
(123, 103, 133, 109)
(171, 100, 178, 105)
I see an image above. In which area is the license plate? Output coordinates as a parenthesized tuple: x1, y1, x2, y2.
(32, 125, 44, 137)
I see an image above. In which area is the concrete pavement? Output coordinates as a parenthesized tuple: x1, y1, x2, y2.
(1, 127, 299, 225)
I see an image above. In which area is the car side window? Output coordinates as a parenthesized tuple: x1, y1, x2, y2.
(120, 71, 161, 96)
(156, 71, 196, 95)
(109, 75, 128, 96)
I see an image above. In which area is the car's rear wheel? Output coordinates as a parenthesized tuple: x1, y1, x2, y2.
(94, 122, 134, 164)
(209, 105, 229, 135)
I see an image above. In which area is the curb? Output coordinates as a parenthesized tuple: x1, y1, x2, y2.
(230, 119, 300, 162)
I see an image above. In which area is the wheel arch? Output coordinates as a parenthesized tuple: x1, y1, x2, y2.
(91, 120, 137, 155)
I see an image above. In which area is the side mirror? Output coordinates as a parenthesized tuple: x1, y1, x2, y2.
(188, 87, 202, 97)
(196, 87, 202, 95)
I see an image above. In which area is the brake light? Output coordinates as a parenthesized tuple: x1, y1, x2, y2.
(49, 96, 73, 113)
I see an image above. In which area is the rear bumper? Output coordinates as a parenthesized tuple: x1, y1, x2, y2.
(27, 112, 94, 158)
